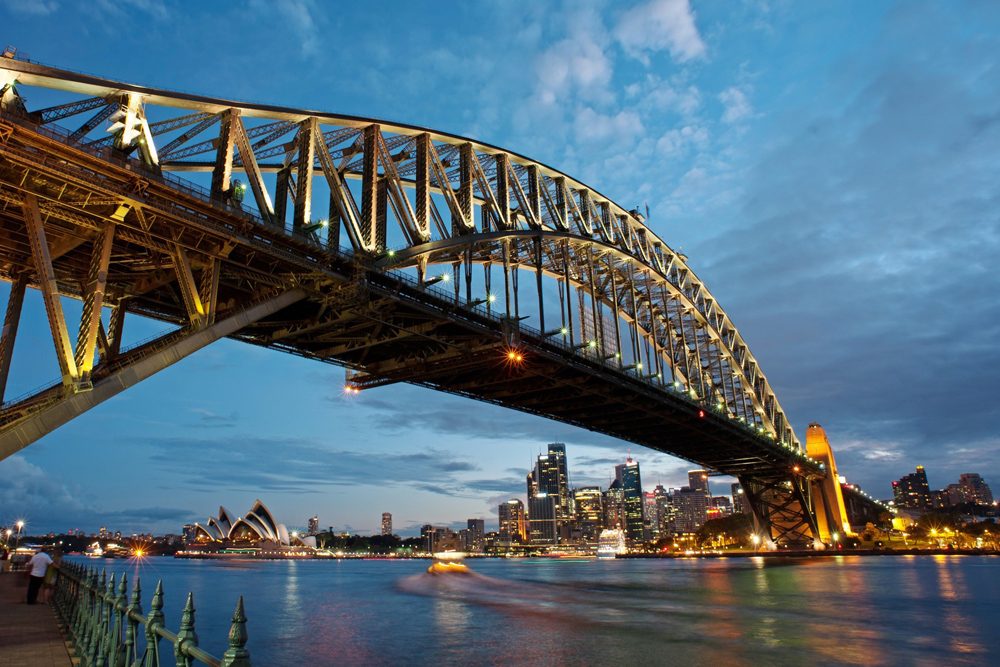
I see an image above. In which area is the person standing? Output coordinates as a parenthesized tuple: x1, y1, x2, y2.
(25, 549, 52, 604)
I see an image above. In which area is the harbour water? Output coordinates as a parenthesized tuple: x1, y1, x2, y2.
(71, 555, 999, 666)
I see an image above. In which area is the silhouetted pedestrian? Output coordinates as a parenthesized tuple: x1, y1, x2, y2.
(25, 548, 52, 604)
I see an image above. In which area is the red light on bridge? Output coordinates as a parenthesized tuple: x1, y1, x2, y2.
(793, 465, 801, 473)
(698, 410, 705, 418)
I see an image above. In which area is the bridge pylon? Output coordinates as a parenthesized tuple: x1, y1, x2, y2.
(804, 422, 853, 542)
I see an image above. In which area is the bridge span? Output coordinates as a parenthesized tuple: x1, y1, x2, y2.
(0, 54, 874, 546)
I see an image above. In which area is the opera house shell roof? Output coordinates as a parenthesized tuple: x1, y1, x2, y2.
(193, 499, 298, 546)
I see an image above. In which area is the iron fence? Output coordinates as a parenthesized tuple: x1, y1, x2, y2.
(53, 562, 251, 667)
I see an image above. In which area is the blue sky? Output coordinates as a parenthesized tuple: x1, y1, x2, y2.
(1, 0, 998, 535)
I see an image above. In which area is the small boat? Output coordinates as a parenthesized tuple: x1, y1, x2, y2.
(427, 551, 470, 575)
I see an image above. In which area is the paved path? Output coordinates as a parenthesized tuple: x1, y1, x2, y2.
(0, 572, 72, 666)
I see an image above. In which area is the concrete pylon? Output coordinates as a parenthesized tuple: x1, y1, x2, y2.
(806, 423, 853, 542)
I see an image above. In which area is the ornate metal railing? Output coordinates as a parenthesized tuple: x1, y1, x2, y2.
(53, 562, 251, 667)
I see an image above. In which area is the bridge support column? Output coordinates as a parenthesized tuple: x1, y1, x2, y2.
(740, 473, 820, 548)
(23, 194, 79, 387)
(0, 288, 306, 460)
(0, 276, 26, 404)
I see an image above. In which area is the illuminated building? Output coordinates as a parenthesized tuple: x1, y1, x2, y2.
(731, 483, 751, 515)
(381, 512, 393, 536)
(643, 492, 659, 537)
(958, 473, 994, 505)
(711, 496, 733, 516)
(672, 486, 709, 532)
(527, 444, 571, 528)
(498, 499, 527, 544)
(892, 466, 932, 509)
(603, 481, 624, 530)
(688, 470, 710, 495)
(616, 457, 645, 542)
(188, 500, 313, 551)
(573, 487, 604, 541)
(653, 484, 672, 534)
(528, 494, 558, 545)
(307, 515, 319, 535)
(466, 519, 485, 553)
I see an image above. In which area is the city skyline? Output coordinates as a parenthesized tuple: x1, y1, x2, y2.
(1, 1, 999, 534)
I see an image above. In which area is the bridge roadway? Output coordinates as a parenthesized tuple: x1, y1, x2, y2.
(0, 56, 839, 545)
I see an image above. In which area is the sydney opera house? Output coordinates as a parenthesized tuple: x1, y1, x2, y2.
(181, 499, 318, 558)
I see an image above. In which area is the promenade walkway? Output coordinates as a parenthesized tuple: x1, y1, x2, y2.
(0, 572, 72, 666)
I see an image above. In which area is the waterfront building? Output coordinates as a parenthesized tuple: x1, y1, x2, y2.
(958, 473, 994, 505)
(381, 512, 393, 536)
(892, 466, 932, 509)
(421, 525, 459, 553)
(603, 481, 625, 530)
(672, 486, 710, 532)
(498, 499, 527, 544)
(466, 519, 485, 553)
(573, 487, 604, 542)
(182, 524, 197, 545)
(527, 444, 572, 528)
(653, 484, 672, 534)
(616, 457, 645, 542)
(188, 500, 313, 552)
(307, 515, 319, 535)
(528, 494, 558, 545)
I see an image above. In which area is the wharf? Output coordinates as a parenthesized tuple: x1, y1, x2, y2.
(0, 572, 72, 666)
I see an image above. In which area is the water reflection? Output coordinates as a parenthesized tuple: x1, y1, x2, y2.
(69, 555, 999, 666)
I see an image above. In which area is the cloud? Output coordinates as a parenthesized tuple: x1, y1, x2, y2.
(615, 0, 706, 63)
(3, 0, 58, 15)
(574, 107, 644, 144)
(188, 408, 238, 429)
(248, 0, 322, 57)
(534, 8, 613, 106)
(93, 0, 168, 20)
(718, 86, 753, 123)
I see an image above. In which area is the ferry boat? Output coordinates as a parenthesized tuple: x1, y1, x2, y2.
(597, 529, 627, 559)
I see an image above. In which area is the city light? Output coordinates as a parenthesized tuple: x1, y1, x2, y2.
(488, 294, 497, 303)
(505, 349, 524, 364)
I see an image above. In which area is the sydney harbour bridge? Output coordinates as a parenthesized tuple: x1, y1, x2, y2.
(0, 52, 880, 547)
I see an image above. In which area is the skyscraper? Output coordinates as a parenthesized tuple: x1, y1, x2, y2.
(731, 483, 751, 515)
(528, 444, 571, 526)
(573, 486, 604, 541)
(603, 480, 624, 530)
(381, 512, 393, 536)
(498, 499, 527, 544)
(892, 466, 931, 509)
(672, 487, 710, 532)
(616, 457, 645, 542)
(307, 515, 319, 535)
(688, 470, 710, 495)
(653, 484, 672, 534)
(528, 494, 558, 545)
(466, 518, 485, 553)
(958, 473, 994, 505)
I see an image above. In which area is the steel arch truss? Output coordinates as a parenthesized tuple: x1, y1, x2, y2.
(0, 56, 827, 541)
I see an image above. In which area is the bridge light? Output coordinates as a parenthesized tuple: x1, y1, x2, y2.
(635, 362, 643, 370)
(698, 410, 705, 418)
(560, 327, 568, 335)
(440, 273, 450, 283)
(386, 248, 395, 256)
(588, 340, 597, 349)
(793, 465, 800, 473)
(319, 219, 329, 227)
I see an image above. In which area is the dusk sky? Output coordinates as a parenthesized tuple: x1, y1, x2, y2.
(1, 0, 998, 536)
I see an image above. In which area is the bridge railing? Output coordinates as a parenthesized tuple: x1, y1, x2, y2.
(53, 561, 251, 667)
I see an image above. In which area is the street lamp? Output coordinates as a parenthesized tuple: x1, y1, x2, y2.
(14, 520, 24, 549)
(751, 533, 761, 553)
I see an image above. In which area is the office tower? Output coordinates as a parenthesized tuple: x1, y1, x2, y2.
(573, 486, 604, 541)
(528, 494, 558, 545)
(466, 519, 485, 553)
(603, 480, 624, 530)
(381, 512, 393, 536)
(498, 499, 527, 543)
(307, 515, 319, 535)
(528, 444, 572, 526)
(958, 473, 994, 505)
(731, 483, 752, 515)
(892, 466, 931, 509)
(688, 470, 710, 495)
(616, 457, 645, 541)
(643, 492, 660, 537)
(653, 484, 671, 534)
(672, 486, 710, 532)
